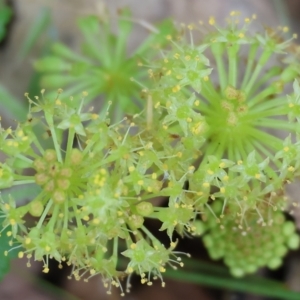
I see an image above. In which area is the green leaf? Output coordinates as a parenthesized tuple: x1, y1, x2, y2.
(166, 259, 300, 300)
(34, 277, 81, 300)
(0, 84, 27, 121)
(18, 7, 51, 60)
(0, 3, 13, 42)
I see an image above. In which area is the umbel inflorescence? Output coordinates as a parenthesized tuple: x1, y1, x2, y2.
(0, 89, 198, 294)
(144, 12, 300, 276)
(0, 11, 300, 294)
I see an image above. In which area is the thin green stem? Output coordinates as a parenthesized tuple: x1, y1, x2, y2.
(203, 139, 222, 163)
(147, 95, 153, 130)
(139, 193, 164, 201)
(12, 180, 36, 185)
(141, 225, 159, 244)
(113, 237, 118, 267)
(46, 204, 59, 231)
(246, 110, 288, 120)
(247, 128, 283, 150)
(202, 104, 223, 120)
(31, 135, 45, 156)
(214, 133, 227, 160)
(248, 86, 278, 107)
(73, 204, 82, 227)
(227, 45, 239, 88)
(201, 80, 221, 106)
(227, 140, 235, 161)
(251, 66, 282, 94)
(253, 119, 296, 131)
(233, 141, 243, 161)
(241, 43, 259, 90)
(247, 97, 286, 114)
(65, 128, 75, 164)
(64, 201, 68, 230)
(36, 199, 53, 229)
(16, 154, 33, 164)
(210, 42, 226, 91)
(235, 137, 249, 160)
(212, 52, 227, 92)
(45, 113, 63, 163)
(242, 137, 258, 156)
(250, 139, 281, 170)
(244, 51, 272, 96)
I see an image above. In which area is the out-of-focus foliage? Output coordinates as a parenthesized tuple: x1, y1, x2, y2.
(35, 8, 176, 118)
(0, 1, 12, 43)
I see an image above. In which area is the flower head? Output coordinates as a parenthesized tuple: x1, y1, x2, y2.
(147, 12, 300, 273)
(0, 89, 196, 293)
(34, 7, 176, 117)
(1, 11, 300, 289)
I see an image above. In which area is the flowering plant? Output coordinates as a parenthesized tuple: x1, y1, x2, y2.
(1, 10, 300, 295)
(34, 7, 176, 118)
(146, 11, 300, 276)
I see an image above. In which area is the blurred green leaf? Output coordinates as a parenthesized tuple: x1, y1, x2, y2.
(0, 2, 12, 42)
(35, 277, 80, 300)
(18, 6, 51, 60)
(166, 259, 300, 300)
(0, 84, 27, 121)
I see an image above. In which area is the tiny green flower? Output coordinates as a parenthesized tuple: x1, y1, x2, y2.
(0, 163, 14, 189)
(122, 239, 186, 288)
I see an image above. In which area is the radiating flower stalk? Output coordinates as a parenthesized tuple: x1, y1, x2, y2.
(34, 7, 176, 120)
(1, 11, 300, 294)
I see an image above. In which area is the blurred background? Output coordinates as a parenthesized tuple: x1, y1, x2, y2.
(0, 0, 300, 299)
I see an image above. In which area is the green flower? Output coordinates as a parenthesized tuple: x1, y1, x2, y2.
(147, 11, 300, 274)
(0, 163, 14, 189)
(122, 239, 187, 289)
(0, 89, 197, 293)
(35, 7, 176, 118)
(203, 201, 299, 277)
(1, 9, 300, 289)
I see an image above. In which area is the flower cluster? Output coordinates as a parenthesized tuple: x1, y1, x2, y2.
(203, 200, 299, 277)
(34, 7, 176, 118)
(1, 10, 300, 294)
(0, 89, 199, 294)
(146, 11, 300, 275)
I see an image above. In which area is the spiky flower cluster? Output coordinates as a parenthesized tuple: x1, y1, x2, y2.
(145, 11, 300, 275)
(1, 10, 300, 293)
(0, 89, 200, 294)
